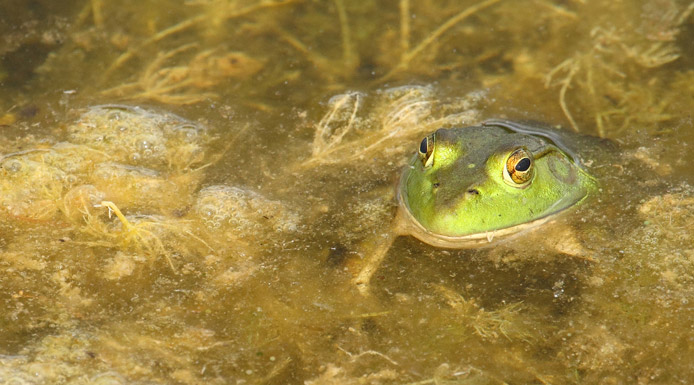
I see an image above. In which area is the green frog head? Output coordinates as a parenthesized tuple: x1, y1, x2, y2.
(397, 120, 598, 248)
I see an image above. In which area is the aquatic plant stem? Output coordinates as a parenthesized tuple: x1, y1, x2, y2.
(100, 201, 177, 272)
(91, 0, 104, 27)
(103, 0, 299, 81)
(545, 58, 580, 132)
(558, 67, 579, 133)
(104, 15, 205, 81)
(379, 0, 504, 82)
(334, 0, 357, 72)
(400, 0, 410, 57)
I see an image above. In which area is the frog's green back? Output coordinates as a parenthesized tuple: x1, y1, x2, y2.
(399, 121, 598, 242)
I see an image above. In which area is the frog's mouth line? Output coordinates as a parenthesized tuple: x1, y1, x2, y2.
(396, 193, 557, 249)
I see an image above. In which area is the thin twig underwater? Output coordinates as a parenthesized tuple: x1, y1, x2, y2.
(301, 86, 482, 168)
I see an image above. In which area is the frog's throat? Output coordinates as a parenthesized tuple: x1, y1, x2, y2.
(395, 191, 559, 248)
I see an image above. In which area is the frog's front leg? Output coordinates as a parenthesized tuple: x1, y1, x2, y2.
(349, 230, 398, 295)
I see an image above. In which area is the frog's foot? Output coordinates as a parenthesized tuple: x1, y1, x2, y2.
(349, 233, 397, 296)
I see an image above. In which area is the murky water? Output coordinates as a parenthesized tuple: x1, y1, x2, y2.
(1, 0, 694, 384)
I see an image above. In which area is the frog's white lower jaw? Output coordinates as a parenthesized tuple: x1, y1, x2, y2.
(396, 191, 560, 249)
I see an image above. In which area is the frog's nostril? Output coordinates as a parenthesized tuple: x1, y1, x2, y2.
(467, 189, 480, 195)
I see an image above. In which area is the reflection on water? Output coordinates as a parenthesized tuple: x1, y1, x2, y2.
(1, 0, 694, 383)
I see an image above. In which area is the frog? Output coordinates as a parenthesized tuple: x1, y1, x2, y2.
(351, 119, 600, 293)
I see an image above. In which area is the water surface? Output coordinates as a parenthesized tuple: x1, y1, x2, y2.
(1, 0, 694, 384)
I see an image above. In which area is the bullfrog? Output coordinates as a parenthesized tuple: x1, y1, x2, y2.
(352, 119, 599, 293)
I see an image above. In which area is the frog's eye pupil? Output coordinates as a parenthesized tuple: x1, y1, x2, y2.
(419, 137, 428, 154)
(515, 158, 531, 172)
(418, 133, 435, 167)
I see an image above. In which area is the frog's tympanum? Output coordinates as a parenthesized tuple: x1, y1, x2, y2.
(397, 119, 598, 248)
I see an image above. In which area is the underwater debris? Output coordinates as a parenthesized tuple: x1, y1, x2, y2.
(304, 363, 399, 385)
(0, 111, 17, 126)
(274, 0, 358, 83)
(0, 151, 66, 221)
(90, 200, 175, 271)
(102, 0, 297, 80)
(0, 144, 107, 221)
(302, 85, 481, 167)
(544, 1, 690, 137)
(194, 184, 299, 248)
(403, 363, 509, 385)
(40, 142, 111, 175)
(101, 44, 263, 105)
(0, 104, 223, 281)
(638, 0, 694, 43)
(90, 162, 200, 213)
(102, 251, 144, 280)
(0, 334, 104, 384)
(638, 189, 694, 256)
(379, 0, 505, 82)
(82, 200, 210, 272)
(310, 91, 365, 158)
(0, 105, 216, 223)
(61, 184, 107, 223)
(434, 285, 529, 342)
(66, 105, 214, 172)
(559, 324, 629, 374)
(276, 0, 504, 84)
(629, 146, 673, 176)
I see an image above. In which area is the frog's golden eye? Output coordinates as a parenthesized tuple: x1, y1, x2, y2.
(418, 133, 435, 168)
(504, 148, 534, 186)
